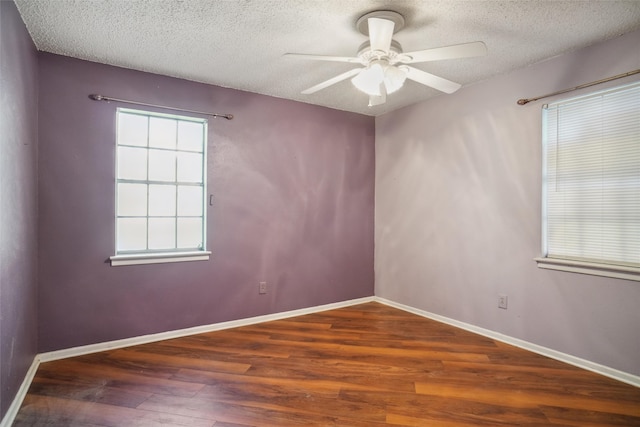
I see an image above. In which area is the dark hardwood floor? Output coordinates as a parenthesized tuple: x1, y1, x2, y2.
(14, 302, 640, 426)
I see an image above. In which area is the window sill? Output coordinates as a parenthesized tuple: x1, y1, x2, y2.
(534, 257, 640, 282)
(110, 251, 211, 266)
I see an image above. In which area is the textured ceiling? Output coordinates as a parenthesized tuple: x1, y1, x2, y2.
(14, 0, 640, 116)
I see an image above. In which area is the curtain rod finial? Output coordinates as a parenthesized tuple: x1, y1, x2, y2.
(517, 99, 530, 105)
(89, 94, 104, 101)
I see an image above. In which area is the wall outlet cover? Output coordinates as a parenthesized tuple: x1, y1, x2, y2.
(498, 294, 508, 309)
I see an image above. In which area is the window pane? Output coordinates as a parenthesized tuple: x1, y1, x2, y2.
(118, 113, 148, 147)
(178, 121, 204, 152)
(149, 117, 177, 149)
(148, 218, 176, 249)
(148, 184, 176, 216)
(177, 186, 202, 216)
(177, 152, 203, 183)
(117, 146, 147, 180)
(148, 149, 176, 182)
(177, 218, 203, 249)
(543, 81, 640, 267)
(117, 183, 147, 216)
(117, 218, 147, 251)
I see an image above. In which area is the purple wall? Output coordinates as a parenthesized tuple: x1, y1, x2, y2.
(37, 54, 375, 352)
(0, 1, 39, 419)
(375, 30, 640, 376)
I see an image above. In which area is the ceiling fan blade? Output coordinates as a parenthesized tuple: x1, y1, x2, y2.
(284, 53, 361, 64)
(405, 66, 461, 94)
(368, 17, 394, 53)
(401, 41, 487, 63)
(301, 68, 363, 94)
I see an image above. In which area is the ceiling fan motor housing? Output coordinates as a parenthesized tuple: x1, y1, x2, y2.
(357, 39, 406, 64)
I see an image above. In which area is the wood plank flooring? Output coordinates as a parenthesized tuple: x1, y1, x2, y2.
(14, 302, 640, 426)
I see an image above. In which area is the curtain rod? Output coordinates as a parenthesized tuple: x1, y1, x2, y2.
(517, 69, 640, 105)
(88, 94, 233, 120)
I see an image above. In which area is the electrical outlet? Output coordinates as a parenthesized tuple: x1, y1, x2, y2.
(259, 281, 267, 294)
(498, 294, 508, 309)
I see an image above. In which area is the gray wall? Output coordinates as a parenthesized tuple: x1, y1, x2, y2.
(0, 1, 39, 419)
(37, 53, 375, 352)
(375, 29, 640, 376)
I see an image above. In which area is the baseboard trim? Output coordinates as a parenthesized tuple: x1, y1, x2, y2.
(1, 296, 374, 426)
(374, 297, 640, 388)
(5, 294, 637, 427)
(39, 296, 375, 363)
(0, 356, 40, 427)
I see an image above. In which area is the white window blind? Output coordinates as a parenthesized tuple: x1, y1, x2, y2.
(541, 81, 640, 270)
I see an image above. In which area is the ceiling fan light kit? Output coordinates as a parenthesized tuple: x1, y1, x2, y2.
(351, 60, 407, 94)
(285, 10, 487, 107)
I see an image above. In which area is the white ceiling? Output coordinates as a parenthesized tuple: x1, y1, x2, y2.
(14, 0, 640, 116)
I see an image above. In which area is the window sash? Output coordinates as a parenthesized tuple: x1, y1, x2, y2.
(115, 108, 207, 256)
(541, 81, 640, 269)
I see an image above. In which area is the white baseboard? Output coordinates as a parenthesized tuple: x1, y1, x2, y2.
(2, 296, 374, 426)
(0, 356, 40, 427)
(39, 296, 375, 362)
(4, 294, 637, 427)
(374, 297, 640, 388)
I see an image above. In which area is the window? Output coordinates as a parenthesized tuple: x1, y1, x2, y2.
(536, 81, 640, 281)
(110, 108, 210, 266)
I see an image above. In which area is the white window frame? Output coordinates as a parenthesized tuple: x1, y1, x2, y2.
(535, 81, 640, 281)
(110, 108, 211, 266)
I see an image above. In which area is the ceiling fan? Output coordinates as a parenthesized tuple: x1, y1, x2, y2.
(285, 10, 487, 107)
